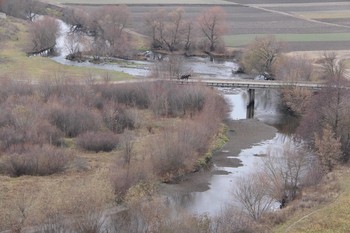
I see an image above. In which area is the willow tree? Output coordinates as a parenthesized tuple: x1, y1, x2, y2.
(145, 8, 194, 52)
(240, 36, 284, 78)
(197, 6, 228, 52)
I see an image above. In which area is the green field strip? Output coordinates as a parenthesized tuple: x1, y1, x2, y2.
(224, 33, 350, 47)
(49, 0, 235, 5)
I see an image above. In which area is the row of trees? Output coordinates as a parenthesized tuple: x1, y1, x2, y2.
(144, 6, 227, 53)
(1, 1, 230, 57)
(63, 5, 229, 58)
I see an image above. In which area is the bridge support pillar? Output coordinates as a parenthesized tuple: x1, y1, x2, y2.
(247, 89, 255, 119)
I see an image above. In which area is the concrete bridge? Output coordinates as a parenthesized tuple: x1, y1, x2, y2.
(175, 78, 326, 118)
(175, 79, 326, 90)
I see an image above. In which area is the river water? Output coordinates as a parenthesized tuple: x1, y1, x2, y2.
(50, 20, 298, 217)
(161, 89, 298, 216)
(51, 19, 245, 79)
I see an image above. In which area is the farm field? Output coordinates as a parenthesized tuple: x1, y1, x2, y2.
(58, 0, 350, 51)
(44, 0, 234, 4)
(224, 33, 350, 47)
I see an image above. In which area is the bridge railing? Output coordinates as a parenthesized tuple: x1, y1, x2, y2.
(174, 79, 326, 90)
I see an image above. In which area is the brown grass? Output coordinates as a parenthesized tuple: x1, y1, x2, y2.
(272, 167, 348, 233)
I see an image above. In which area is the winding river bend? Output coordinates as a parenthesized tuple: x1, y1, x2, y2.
(160, 89, 298, 216)
(49, 20, 299, 216)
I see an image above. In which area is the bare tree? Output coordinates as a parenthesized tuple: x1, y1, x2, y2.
(281, 87, 312, 116)
(0, 0, 44, 21)
(62, 7, 89, 32)
(159, 8, 185, 52)
(94, 5, 131, 57)
(23, 0, 40, 21)
(183, 21, 197, 53)
(145, 8, 193, 52)
(144, 8, 165, 49)
(29, 16, 59, 53)
(261, 142, 310, 203)
(234, 173, 274, 220)
(276, 55, 314, 115)
(240, 36, 284, 78)
(275, 55, 313, 82)
(120, 130, 136, 167)
(321, 52, 346, 80)
(197, 6, 228, 52)
(151, 55, 190, 79)
(65, 31, 87, 59)
(315, 124, 342, 172)
(297, 80, 350, 161)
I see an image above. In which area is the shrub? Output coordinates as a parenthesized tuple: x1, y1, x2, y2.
(148, 82, 208, 117)
(95, 83, 150, 108)
(49, 104, 102, 137)
(167, 85, 206, 117)
(110, 161, 151, 203)
(0, 145, 69, 177)
(77, 131, 118, 152)
(150, 129, 195, 182)
(103, 104, 136, 133)
(0, 126, 24, 152)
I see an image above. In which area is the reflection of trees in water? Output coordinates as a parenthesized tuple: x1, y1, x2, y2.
(255, 89, 277, 110)
(241, 90, 248, 103)
(165, 193, 196, 210)
(254, 89, 299, 134)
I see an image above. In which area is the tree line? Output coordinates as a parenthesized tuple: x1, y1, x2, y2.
(0, 1, 229, 57)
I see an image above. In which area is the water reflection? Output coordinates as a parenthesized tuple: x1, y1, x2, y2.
(164, 89, 299, 216)
(165, 133, 293, 216)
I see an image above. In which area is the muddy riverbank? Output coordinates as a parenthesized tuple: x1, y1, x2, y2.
(159, 118, 277, 195)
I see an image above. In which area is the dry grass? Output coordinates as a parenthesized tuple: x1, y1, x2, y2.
(0, 168, 115, 230)
(272, 166, 350, 233)
(0, 99, 224, 230)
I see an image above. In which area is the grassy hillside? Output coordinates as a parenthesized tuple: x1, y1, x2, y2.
(273, 167, 350, 233)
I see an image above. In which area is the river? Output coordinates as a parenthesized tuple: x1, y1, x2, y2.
(159, 89, 298, 216)
(49, 19, 298, 217)
(51, 19, 246, 79)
